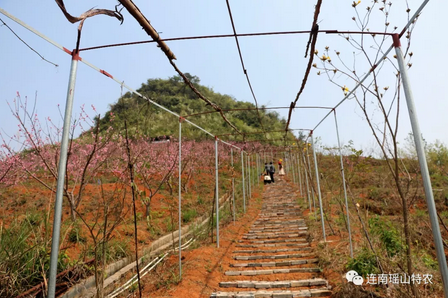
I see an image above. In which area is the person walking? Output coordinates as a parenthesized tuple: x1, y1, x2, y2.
(269, 161, 275, 183)
(263, 162, 271, 185)
(278, 159, 285, 176)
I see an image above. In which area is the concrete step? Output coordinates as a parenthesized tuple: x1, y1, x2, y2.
(238, 239, 308, 245)
(233, 247, 313, 254)
(210, 289, 331, 297)
(236, 242, 310, 248)
(219, 278, 328, 289)
(242, 232, 308, 240)
(233, 253, 315, 260)
(225, 267, 321, 276)
(248, 226, 307, 232)
(230, 258, 319, 268)
(253, 220, 305, 226)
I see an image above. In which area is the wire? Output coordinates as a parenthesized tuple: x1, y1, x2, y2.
(310, 0, 430, 133)
(117, 0, 241, 135)
(0, 17, 58, 67)
(78, 30, 390, 52)
(284, 0, 323, 135)
(169, 60, 241, 134)
(225, 0, 265, 131)
(183, 106, 332, 118)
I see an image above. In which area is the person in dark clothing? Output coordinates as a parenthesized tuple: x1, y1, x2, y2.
(263, 162, 271, 184)
(269, 161, 275, 183)
(264, 163, 269, 174)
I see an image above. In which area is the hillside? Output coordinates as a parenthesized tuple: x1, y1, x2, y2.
(96, 74, 289, 141)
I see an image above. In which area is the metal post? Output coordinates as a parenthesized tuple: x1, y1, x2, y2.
(241, 150, 246, 213)
(306, 150, 315, 206)
(246, 153, 248, 189)
(215, 137, 220, 248)
(291, 152, 296, 184)
(284, 152, 288, 174)
(394, 34, 448, 295)
(248, 154, 251, 199)
(178, 120, 182, 274)
(48, 52, 79, 298)
(333, 111, 353, 258)
(311, 134, 326, 242)
(231, 148, 235, 223)
(294, 153, 299, 185)
(297, 154, 303, 195)
(256, 153, 260, 186)
(302, 152, 312, 211)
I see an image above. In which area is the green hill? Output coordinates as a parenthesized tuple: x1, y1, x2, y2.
(96, 74, 290, 142)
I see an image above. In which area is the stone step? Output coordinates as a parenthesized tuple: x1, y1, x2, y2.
(219, 278, 328, 289)
(247, 230, 306, 235)
(210, 288, 331, 297)
(261, 206, 300, 210)
(252, 223, 306, 228)
(261, 208, 299, 211)
(236, 242, 310, 248)
(233, 247, 312, 254)
(259, 211, 302, 216)
(247, 228, 308, 234)
(234, 253, 315, 260)
(255, 216, 304, 220)
(242, 232, 308, 239)
(230, 258, 318, 268)
(253, 220, 305, 225)
(238, 239, 308, 245)
(249, 225, 307, 231)
(225, 267, 321, 276)
(250, 226, 307, 232)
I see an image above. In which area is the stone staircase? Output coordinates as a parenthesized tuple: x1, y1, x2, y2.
(210, 180, 331, 298)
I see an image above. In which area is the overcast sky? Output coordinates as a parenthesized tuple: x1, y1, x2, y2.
(0, 1, 445, 154)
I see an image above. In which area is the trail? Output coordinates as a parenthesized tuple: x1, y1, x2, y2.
(210, 178, 331, 298)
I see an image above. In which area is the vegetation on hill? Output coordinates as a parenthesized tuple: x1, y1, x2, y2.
(96, 74, 291, 142)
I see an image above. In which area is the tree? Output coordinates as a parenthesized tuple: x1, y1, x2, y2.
(4, 95, 115, 221)
(314, 2, 420, 296)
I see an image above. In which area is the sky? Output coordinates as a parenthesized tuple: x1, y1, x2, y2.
(0, 0, 445, 154)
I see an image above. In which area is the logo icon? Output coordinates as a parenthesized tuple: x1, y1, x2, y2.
(346, 270, 364, 286)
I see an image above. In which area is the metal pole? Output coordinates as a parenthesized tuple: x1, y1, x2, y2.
(248, 154, 251, 199)
(297, 153, 303, 195)
(311, 134, 326, 242)
(302, 152, 312, 211)
(394, 34, 448, 296)
(178, 120, 182, 274)
(256, 153, 260, 186)
(306, 150, 316, 208)
(291, 152, 296, 184)
(48, 52, 79, 298)
(231, 148, 235, 223)
(215, 137, 219, 248)
(333, 111, 353, 258)
(241, 151, 246, 213)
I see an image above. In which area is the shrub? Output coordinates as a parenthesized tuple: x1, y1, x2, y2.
(68, 226, 87, 244)
(369, 215, 404, 257)
(421, 253, 438, 270)
(0, 218, 69, 297)
(346, 248, 379, 277)
(182, 208, 197, 223)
